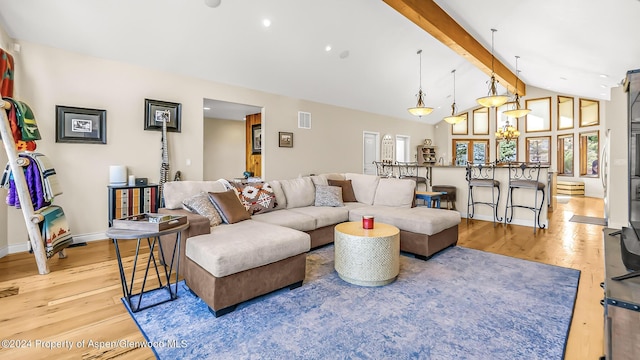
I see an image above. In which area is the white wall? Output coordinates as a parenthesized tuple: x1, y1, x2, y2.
(1, 40, 433, 252)
(203, 118, 245, 181)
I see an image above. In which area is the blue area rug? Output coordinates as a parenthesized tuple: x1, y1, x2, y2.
(124, 245, 580, 359)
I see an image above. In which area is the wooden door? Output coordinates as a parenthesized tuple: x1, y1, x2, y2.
(245, 113, 261, 178)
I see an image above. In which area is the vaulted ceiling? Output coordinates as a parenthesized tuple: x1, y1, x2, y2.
(0, 0, 637, 123)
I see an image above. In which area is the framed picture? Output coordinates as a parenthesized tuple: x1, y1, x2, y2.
(55, 105, 106, 144)
(251, 124, 261, 154)
(279, 132, 293, 147)
(144, 99, 182, 132)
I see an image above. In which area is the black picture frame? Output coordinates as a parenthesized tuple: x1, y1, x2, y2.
(144, 99, 182, 133)
(252, 124, 261, 154)
(279, 132, 293, 148)
(55, 105, 107, 144)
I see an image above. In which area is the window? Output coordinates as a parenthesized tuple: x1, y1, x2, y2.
(579, 99, 599, 127)
(496, 139, 518, 162)
(557, 134, 574, 176)
(579, 131, 599, 176)
(451, 113, 468, 135)
(525, 97, 551, 132)
(395, 135, 410, 162)
(473, 107, 489, 135)
(453, 139, 489, 165)
(557, 96, 574, 130)
(526, 136, 551, 164)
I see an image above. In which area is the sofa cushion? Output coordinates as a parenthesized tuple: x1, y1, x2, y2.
(314, 185, 344, 207)
(322, 173, 346, 181)
(268, 180, 287, 210)
(373, 178, 415, 208)
(289, 206, 350, 228)
(349, 206, 460, 236)
(227, 181, 278, 215)
(208, 190, 251, 224)
(345, 173, 380, 205)
(182, 191, 223, 227)
(328, 179, 357, 202)
(251, 209, 317, 231)
(163, 180, 227, 209)
(186, 220, 310, 277)
(310, 174, 328, 186)
(280, 177, 316, 209)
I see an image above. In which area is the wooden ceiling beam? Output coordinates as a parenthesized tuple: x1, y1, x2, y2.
(383, 0, 526, 96)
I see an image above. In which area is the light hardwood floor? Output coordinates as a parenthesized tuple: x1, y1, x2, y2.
(0, 196, 605, 359)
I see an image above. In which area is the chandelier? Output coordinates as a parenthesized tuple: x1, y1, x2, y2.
(443, 69, 465, 124)
(477, 29, 509, 108)
(495, 118, 520, 141)
(503, 56, 531, 118)
(407, 49, 433, 117)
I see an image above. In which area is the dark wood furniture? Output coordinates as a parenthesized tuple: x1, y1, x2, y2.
(107, 184, 159, 226)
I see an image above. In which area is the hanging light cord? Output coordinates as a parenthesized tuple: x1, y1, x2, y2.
(451, 69, 457, 114)
(417, 49, 423, 91)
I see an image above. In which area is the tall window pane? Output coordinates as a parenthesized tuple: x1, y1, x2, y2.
(557, 134, 573, 176)
(497, 140, 517, 162)
(526, 136, 551, 164)
(580, 131, 599, 176)
(455, 141, 469, 166)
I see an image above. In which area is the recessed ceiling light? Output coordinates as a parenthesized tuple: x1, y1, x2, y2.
(204, 107, 211, 110)
(263, 19, 271, 27)
(204, 0, 221, 8)
(600, 74, 608, 78)
(325, 45, 332, 52)
(601, 93, 607, 96)
(560, 77, 568, 80)
(600, 84, 607, 88)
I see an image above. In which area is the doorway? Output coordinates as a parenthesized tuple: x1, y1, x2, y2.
(203, 99, 262, 180)
(363, 131, 380, 175)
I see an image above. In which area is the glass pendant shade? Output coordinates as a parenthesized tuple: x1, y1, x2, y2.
(477, 75, 509, 108)
(477, 29, 509, 108)
(503, 57, 530, 118)
(407, 50, 433, 117)
(408, 89, 434, 116)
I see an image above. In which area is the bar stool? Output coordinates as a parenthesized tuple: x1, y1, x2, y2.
(396, 161, 428, 191)
(466, 161, 501, 226)
(504, 162, 546, 233)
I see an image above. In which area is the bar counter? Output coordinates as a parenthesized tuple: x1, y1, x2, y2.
(428, 165, 556, 229)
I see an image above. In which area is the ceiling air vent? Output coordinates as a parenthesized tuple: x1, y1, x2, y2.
(298, 111, 311, 129)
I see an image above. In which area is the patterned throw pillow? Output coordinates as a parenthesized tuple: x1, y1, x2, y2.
(226, 181, 278, 215)
(182, 192, 223, 227)
(314, 185, 344, 207)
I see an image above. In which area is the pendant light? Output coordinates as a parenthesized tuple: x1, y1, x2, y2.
(503, 56, 531, 118)
(443, 69, 465, 124)
(477, 29, 509, 108)
(495, 118, 520, 141)
(408, 49, 433, 117)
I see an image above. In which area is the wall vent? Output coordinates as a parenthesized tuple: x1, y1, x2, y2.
(298, 111, 311, 129)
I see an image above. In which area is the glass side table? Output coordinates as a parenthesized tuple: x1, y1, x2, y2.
(106, 222, 189, 312)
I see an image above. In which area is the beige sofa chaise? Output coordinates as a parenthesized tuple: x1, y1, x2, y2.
(159, 173, 460, 317)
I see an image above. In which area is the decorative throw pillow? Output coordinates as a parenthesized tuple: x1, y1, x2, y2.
(328, 179, 357, 202)
(314, 185, 344, 207)
(182, 192, 223, 227)
(225, 181, 278, 215)
(208, 190, 251, 224)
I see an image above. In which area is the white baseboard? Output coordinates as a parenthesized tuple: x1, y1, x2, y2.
(1, 232, 107, 256)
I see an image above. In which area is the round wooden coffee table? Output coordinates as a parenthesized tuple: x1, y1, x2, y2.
(334, 221, 400, 286)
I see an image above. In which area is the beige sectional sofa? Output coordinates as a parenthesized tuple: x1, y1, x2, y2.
(159, 172, 460, 317)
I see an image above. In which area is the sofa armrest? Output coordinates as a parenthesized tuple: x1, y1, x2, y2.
(158, 208, 211, 275)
